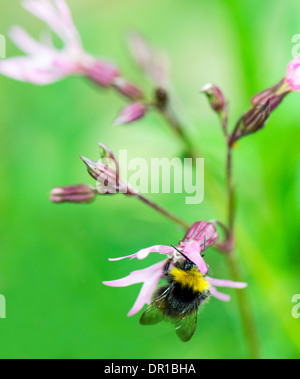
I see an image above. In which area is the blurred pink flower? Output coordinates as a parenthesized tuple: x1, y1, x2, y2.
(200, 83, 226, 113)
(127, 30, 170, 89)
(114, 102, 147, 125)
(0, 0, 119, 86)
(112, 77, 144, 100)
(103, 221, 247, 316)
(286, 56, 300, 91)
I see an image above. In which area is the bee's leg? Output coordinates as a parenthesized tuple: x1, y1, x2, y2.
(163, 259, 172, 275)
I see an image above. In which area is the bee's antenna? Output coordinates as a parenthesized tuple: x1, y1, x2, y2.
(170, 244, 193, 263)
(201, 236, 207, 258)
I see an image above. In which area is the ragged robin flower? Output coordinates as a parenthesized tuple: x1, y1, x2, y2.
(0, 0, 142, 99)
(103, 221, 247, 341)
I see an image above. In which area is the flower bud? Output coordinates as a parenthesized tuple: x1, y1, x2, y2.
(50, 184, 96, 204)
(114, 102, 147, 125)
(80, 144, 136, 196)
(231, 100, 271, 143)
(200, 83, 227, 113)
(251, 78, 291, 111)
(112, 77, 144, 100)
(85, 59, 120, 87)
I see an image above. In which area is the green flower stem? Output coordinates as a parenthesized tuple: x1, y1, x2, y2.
(156, 104, 198, 160)
(226, 251, 260, 359)
(135, 193, 190, 230)
(226, 143, 260, 359)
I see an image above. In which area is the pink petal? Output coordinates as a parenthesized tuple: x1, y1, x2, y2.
(103, 260, 165, 287)
(0, 52, 77, 84)
(22, 0, 61, 35)
(103, 260, 166, 316)
(178, 242, 208, 274)
(55, 0, 74, 27)
(108, 245, 174, 261)
(207, 277, 248, 289)
(22, 0, 81, 47)
(9, 26, 48, 55)
(210, 286, 231, 302)
(127, 262, 165, 316)
(54, 0, 82, 47)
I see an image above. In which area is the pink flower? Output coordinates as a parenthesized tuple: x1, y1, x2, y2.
(286, 56, 300, 91)
(0, 0, 119, 86)
(114, 102, 147, 125)
(103, 221, 247, 316)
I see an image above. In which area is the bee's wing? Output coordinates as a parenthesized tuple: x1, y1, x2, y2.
(140, 285, 171, 325)
(174, 311, 197, 342)
(140, 303, 164, 325)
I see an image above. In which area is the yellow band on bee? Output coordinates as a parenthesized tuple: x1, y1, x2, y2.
(170, 267, 210, 293)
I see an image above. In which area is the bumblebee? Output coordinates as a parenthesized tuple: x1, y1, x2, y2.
(140, 246, 210, 342)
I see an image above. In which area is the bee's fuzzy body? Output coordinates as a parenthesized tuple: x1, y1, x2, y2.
(153, 261, 210, 317)
(140, 258, 211, 341)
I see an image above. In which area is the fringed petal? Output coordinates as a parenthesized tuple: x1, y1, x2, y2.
(210, 286, 231, 302)
(103, 260, 166, 316)
(207, 277, 248, 289)
(108, 245, 174, 262)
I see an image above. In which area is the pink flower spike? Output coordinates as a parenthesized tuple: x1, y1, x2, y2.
(114, 102, 147, 125)
(103, 260, 166, 316)
(286, 56, 300, 91)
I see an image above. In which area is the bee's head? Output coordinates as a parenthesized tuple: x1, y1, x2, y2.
(171, 245, 196, 271)
(182, 259, 195, 270)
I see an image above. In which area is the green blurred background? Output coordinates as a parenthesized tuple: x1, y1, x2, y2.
(0, 0, 300, 359)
